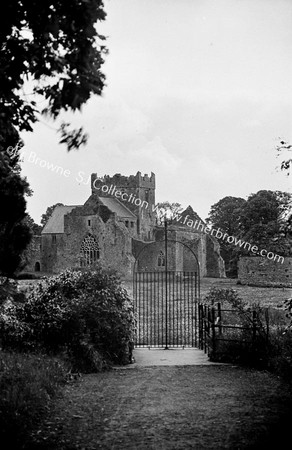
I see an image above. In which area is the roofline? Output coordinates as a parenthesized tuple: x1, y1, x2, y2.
(41, 205, 81, 234)
(98, 196, 137, 219)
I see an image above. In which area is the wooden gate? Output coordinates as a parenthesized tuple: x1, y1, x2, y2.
(198, 302, 269, 358)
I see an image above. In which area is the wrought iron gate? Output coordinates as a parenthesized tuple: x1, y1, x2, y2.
(133, 235, 200, 348)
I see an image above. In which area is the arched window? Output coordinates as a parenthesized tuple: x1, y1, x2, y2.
(157, 251, 165, 267)
(79, 235, 100, 267)
(34, 262, 41, 272)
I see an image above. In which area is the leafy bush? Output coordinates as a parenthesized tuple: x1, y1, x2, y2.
(0, 351, 68, 447)
(0, 277, 25, 305)
(204, 287, 248, 310)
(265, 327, 292, 379)
(259, 307, 292, 379)
(0, 269, 135, 371)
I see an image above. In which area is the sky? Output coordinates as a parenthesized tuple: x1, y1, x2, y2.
(20, 0, 292, 224)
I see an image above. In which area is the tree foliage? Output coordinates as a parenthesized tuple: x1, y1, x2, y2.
(0, 1, 107, 277)
(0, 0, 107, 153)
(239, 190, 292, 255)
(23, 214, 42, 235)
(155, 201, 182, 225)
(206, 191, 292, 276)
(206, 197, 246, 276)
(0, 153, 32, 277)
(276, 140, 292, 176)
(206, 196, 246, 236)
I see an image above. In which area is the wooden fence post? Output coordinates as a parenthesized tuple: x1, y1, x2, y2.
(252, 310, 257, 350)
(265, 308, 270, 344)
(217, 302, 222, 335)
(211, 306, 216, 357)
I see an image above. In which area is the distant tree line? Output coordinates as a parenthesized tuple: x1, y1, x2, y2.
(206, 190, 292, 277)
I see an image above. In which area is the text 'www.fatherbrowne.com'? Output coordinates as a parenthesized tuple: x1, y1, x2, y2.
(92, 180, 284, 264)
(169, 209, 284, 264)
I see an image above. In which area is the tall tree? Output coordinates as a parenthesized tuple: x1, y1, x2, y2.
(206, 196, 246, 235)
(206, 191, 292, 276)
(0, 1, 107, 277)
(23, 214, 42, 235)
(0, 152, 32, 276)
(0, 0, 107, 153)
(239, 190, 292, 256)
(206, 196, 246, 276)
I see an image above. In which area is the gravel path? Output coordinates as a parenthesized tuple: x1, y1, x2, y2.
(28, 365, 292, 450)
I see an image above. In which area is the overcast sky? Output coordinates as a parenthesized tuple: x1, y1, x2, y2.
(21, 0, 292, 223)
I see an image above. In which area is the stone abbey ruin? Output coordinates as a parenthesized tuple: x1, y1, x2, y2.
(26, 172, 226, 279)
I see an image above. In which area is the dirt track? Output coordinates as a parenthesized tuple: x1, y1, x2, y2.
(27, 364, 292, 450)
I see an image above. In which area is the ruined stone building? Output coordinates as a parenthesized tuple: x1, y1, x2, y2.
(26, 172, 225, 279)
(238, 256, 292, 287)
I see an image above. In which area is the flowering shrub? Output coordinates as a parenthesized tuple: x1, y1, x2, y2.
(0, 269, 135, 371)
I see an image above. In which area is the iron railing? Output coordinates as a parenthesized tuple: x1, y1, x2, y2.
(134, 271, 199, 348)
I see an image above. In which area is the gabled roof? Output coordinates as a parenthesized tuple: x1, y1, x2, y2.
(181, 205, 204, 224)
(169, 205, 205, 229)
(98, 197, 136, 219)
(42, 205, 79, 234)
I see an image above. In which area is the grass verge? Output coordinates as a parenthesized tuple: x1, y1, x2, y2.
(0, 351, 68, 448)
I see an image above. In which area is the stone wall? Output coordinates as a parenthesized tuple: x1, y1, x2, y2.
(133, 229, 202, 274)
(132, 240, 166, 272)
(23, 236, 42, 272)
(238, 256, 292, 287)
(206, 235, 226, 278)
(174, 229, 205, 275)
(39, 201, 135, 279)
(132, 226, 226, 278)
(40, 233, 63, 273)
(91, 172, 156, 241)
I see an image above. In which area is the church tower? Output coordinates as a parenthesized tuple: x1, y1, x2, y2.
(91, 171, 156, 240)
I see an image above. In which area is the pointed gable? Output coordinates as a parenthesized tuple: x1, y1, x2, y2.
(180, 205, 205, 225)
(42, 205, 79, 234)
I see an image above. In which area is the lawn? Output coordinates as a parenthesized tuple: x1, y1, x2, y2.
(19, 275, 291, 309)
(123, 276, 291, 308)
